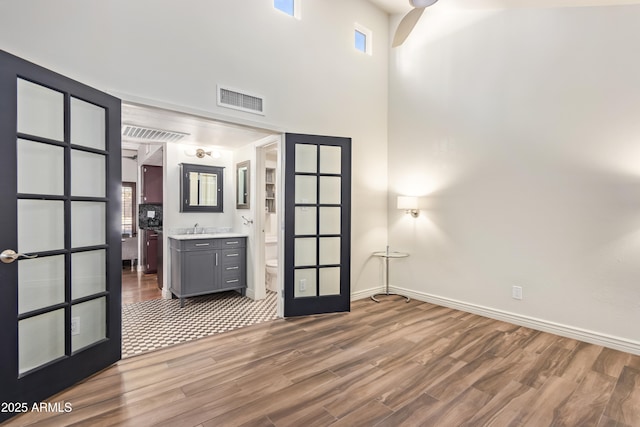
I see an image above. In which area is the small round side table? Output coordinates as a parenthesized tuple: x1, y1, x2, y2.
(371, 248, 410, 303)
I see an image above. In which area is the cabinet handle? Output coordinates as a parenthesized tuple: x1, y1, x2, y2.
(195, 243, 210, 247)
(226, 266, 239, 270)
(226, 241, 239, 245)
(226, 253, 239, 257)
(226, 279, 239, 283)
(215, 253, 219, 265)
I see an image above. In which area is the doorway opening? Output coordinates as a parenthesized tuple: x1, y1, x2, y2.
(119, 102, 281, 357)
(255, 141, 283, 316)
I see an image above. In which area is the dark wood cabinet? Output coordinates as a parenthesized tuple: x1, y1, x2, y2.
(143, 230, 159, 274)
(157, 231, 163, 289)
(142, 165, 163, 204)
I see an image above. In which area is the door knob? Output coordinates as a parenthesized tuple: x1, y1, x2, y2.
(1, 249, 38, 264)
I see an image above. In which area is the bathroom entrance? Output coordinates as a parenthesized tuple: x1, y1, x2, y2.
(256, 142, 281, 308)
(119, 103, 282, 357)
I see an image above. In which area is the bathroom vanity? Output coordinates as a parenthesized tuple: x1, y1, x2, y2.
(169, 234, 247, 307)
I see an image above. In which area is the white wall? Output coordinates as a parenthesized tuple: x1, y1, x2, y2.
(388, 5, 640, 352)
(163, 142, 235, 232)
(0, 0, 389, 298)
(230, 140, 261, 301)
(121, 150, 137, 182)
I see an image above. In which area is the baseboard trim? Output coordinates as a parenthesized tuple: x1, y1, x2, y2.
(351, 287, 384, 302)
(383, 286, 640, 356)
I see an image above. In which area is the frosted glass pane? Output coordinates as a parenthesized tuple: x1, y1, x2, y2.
(295, 207, 316, 235)
(295, 176, 316, 204)
(17, 139, 64, 195)
(72, 250, 106, 299)
(320, 176, 341, 204)
(294, 268, 317, 298)
(319, 267, 340, 296)
(18, 200, 64, 253)
(72, 202, 105, 248)
(320, 146, 341, 174)
(319, 207, 341, 235)
(71, 97, 105, 150)
(18, 255, 65, 314)
(72, 297, 106, 352)
(17, 79, 64, 141)
(295, 144, 317, 173)
(71, 150, 105, 197)
(320, 237, 341, 265)
(19, 309, 65, 374)
(295, 237, 316, 267)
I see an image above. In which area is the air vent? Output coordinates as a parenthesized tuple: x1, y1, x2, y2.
(217, 86, 265, 115)
(121, 125, 189, 142)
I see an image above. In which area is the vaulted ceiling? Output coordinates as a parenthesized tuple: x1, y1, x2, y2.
(123, 0, 640, 154)
(368, 0, 640, 14)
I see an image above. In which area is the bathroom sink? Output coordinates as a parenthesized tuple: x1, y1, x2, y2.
(169, 232, 247, 240)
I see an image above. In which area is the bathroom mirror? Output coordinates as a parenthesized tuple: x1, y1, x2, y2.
(180, 163, 224, 212)
(236, 160, 250, 209)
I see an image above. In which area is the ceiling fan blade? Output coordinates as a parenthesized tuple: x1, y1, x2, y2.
(392, 7, 425, 48)
(410, 0, 438, 7)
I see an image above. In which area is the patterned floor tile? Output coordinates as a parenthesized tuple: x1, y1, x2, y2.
(122, 291, 277, 358)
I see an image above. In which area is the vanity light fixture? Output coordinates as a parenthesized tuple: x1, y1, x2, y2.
(185, 148, 222, 159)
(397, 196, 419, 218)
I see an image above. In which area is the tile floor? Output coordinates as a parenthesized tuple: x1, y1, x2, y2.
(122, 290, 277, 358)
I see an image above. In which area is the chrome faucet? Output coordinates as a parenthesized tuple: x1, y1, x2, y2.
(193, 223, 199, 234)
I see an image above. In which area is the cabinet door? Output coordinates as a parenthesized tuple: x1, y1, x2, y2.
(142, 165, 162, 204)
(157, 232, 163, 289)
(183, 251, 217, 294)
(144, 231, 158, 274)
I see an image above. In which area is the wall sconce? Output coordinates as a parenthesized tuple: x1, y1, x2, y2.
(397, 196, 419, 218)
(185, 148, 221, 159)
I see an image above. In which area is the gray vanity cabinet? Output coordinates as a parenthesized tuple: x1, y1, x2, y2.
(169, 237, 246, 307)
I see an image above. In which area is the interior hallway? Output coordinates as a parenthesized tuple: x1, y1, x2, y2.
(122, 268, 161, 305)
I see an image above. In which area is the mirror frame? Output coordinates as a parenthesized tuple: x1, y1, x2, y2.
(180, 163, 224, 212)
(236, 160, 250, 209)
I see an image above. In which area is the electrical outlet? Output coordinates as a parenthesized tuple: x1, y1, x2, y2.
(71, 317, 80, 335)
(299, 278, 306, 292)
(512, 286, 523, 300)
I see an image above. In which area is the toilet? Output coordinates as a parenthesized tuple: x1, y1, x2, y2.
(265, 235, 278, 292)
(265, 259, 278, 292)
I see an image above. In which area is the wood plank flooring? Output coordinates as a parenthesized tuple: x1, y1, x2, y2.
(121, 268, 161, 305)
(5, 297, 640, 427)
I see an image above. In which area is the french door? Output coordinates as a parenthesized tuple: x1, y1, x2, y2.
(284, 134, 351, 317)
(0, 50, 121, 422)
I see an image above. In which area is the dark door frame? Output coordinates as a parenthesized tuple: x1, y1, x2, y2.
(0, 49, 122, 422)
(283, 133, 351, 317)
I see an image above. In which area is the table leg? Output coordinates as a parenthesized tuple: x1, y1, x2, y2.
(371, 256, 410, 303)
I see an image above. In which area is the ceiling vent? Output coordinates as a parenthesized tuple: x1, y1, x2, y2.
(121, 125, 189, 142)
(217, 86, 265, 115)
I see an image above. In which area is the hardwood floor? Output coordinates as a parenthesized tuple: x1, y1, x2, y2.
(121, 266, 162, 304)
(5, 297, 640, 427)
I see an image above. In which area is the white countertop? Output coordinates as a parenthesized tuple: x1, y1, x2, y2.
(169, 232, 248, 240)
